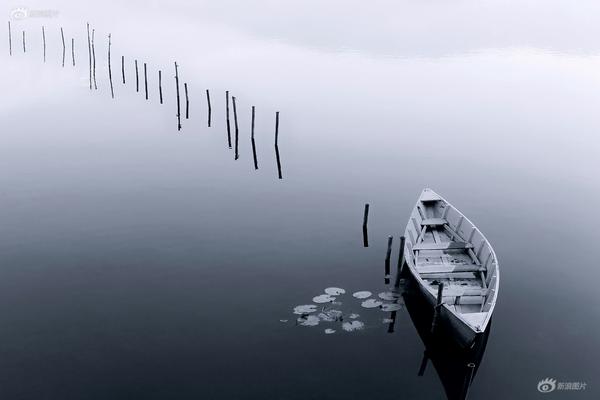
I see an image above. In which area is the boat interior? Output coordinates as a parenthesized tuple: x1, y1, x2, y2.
(404, 190, 498, 329)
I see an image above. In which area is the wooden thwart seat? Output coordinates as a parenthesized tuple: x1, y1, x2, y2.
(413, 241, 474, 251)
(417, 264, 485, 274)
(420, 218, 447, 226)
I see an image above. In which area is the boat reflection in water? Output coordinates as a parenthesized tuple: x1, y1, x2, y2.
(403, 277, 491, 400)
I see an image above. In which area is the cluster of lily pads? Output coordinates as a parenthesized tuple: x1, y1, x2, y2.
(288, 287, 403, 334)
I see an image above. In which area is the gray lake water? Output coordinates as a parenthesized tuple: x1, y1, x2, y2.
(1, 1, 599, 398)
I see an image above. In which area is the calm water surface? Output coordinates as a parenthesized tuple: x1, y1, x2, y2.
(1, 1, 599, 398)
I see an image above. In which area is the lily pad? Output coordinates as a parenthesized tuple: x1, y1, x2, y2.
(342, 320, 365, 332)
(324, 328, 336, 334)
(378, 291, 400, 301)
(325, 287, 346, 296)
(313, 294, 336, 303)
(361, 299, 383, 308)
(353, 291, 372, 299)
(298, 315, 320, 326)
(349, 313, 360, 319)
(293, 305, 318, 315)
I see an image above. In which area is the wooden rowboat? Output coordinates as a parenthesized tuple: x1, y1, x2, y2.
(403, 188, 499, 347)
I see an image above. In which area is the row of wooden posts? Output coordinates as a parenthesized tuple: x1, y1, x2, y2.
(7, 21, 284, 179)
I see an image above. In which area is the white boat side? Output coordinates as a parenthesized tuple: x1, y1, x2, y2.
(403, 188, 499, 340)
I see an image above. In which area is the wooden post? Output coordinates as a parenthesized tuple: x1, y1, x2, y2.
(144, 62, 148, 100)
(60, 27, 65, 67)
(135, 59, 139, 92)
(158, 70, 163, 104)
(385, 236, 393, 282)
(22, 30, 25, 53)
(184, 83, 189, 118)
(251, 106, 255, 139)
(174, 61, 181, 131)
(42, 26, 46, 62)
(71, 37, 75, 66)
(363, 204, 370, 228)
(232, 96, 239, 159)
(251, 137, 258, 170)
(91, 29, 97, 89)
(226, 91, 231, 147)
(431, 282, 444, 333)
(206, 89, 211, 127)
(7, 21, 11, 56)
(108, 34, 114, 98)
(275, 111, 280, 146)
(363, 226, 369, 247)
(394, 236, 406, 288)
(121, 55, 125, 84)
(86, 24, 91, 89)
(275, 142, 283, 179)
(387, 310, 397, 333)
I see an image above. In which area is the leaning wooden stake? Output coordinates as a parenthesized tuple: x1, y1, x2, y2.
(184, 83, 189, 119)
(174, 61, 181, 131)
(431, 282, 444, 333)
(144, 62, 148, 100)
(206, 89, 211, 127)
(158, 70, 163, 104)
(363, 204, 370, 228)
(86, 24, 91, 89)
(8, 21, 12, 56)
(394, 236, 406, 288)
(251, 106, 255, 139)
(135, 59, 139, 92)
(232, 96, 239, 159)
(158, 70, 162, 104)
(275, 111, 280, 146)
(121, 55, 125, 84)
(22, 30, 25, 53)
(275, 142, 283, 179)
(71, 37, 75, 66)
(385, 236, 393, 280)
(91, 29, 97, 89)
(107, 34, 114, 98)
(42, 26, 46, 62)
(225, 91, 231, 147)
(60, 27, 65, 67)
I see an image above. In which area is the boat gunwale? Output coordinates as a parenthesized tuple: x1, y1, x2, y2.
(404, 188, 499, 334)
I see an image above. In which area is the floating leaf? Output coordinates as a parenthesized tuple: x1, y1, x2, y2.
(325, 287, 346, 296)
(378, 291, 400, 301)
(313, 294, 336, 303)
(298, 315, 319, 326)
(293, 305, 317, 315)
(361, 299, 383, 308)
(349, 313, 360, 319)
(318, 309, 343, 322)
(342, 320, 365, 332)
(353, 291, 372, 299)
(324, 328, 336, 334)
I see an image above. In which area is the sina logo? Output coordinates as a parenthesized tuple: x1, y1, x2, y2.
(538, 378, 557, 393)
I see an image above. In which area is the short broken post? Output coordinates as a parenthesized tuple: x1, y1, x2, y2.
(430, 282, 444, 333)
(121, 55, 125, 84)
(394, 236, 406, 288)
(71, 37, 75, 66)
(158, 70, 163, 104)
(385, 236, 393, 283)
(135, 59, 139, 92)
(226, 91, 231, 147)
(184, 83, 189, 118)
(144, 62, 148, 100)
(206, 89, 211, 127)
(232, 96, 239, 159)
